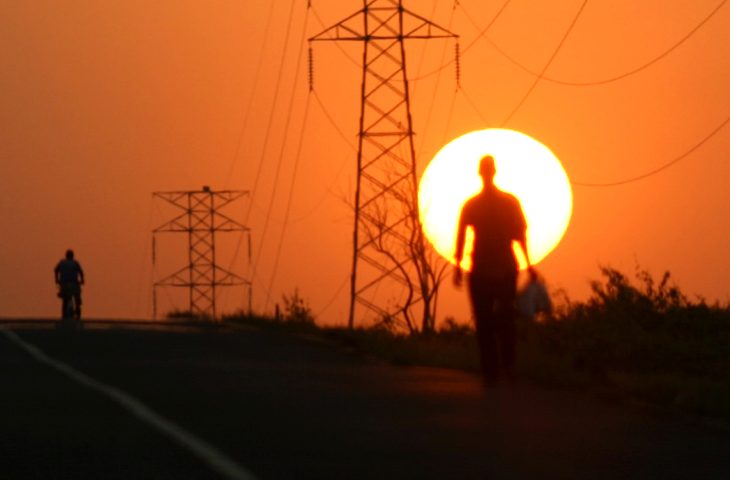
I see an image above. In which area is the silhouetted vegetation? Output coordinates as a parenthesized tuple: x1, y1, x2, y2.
(164, 309, 213, 323)
(531, 266, 730, 418)
(224, 267, 730, 421)
(358, 172, 450, 334)
(222, 290, 318, 333)
(281, 289, 315, 324)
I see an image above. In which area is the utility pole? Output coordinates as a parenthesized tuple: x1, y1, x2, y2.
(152, 186, 251, 320)
(310, 0, 457, 329)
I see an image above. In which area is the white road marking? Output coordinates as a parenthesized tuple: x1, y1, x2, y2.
(1, 328, 259, 480)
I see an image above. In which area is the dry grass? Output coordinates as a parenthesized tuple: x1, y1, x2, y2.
(224, 269, 730, 422)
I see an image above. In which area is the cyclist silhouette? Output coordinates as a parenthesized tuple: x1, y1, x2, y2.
(54, 249, 85, 319)
(454, 155, 534, 383)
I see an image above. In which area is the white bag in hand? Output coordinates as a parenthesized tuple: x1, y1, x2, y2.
(518, 275, 552, 320)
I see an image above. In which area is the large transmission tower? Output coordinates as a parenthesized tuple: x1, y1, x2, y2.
(310, 0, 457, 328)
(152, 186, 251, 319)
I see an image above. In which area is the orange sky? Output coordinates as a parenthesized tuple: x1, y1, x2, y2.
(1, 0, 728, 325)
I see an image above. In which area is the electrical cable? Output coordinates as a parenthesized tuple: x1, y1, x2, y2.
(313, 275, 350, 319)
(223, 0, 277, 188)
(149, 200, 178, 317)
(414, 2, 458, 157)
(251, 4, 312, 309)
(264, 88, 360, 225)
(501, 0, 588, 126)
(243, 0, 299, 226)
(463, 0, 727, 87)
(133, 199, 156, 318)
(409, 0, 440, 97)
(312, 89, 358, 152)
(263, 93, 312, 310)
(439, 83, 459, 145)
(232, 88, 354, 229)
(572, 116, 729, 187)
(459, 85, 493, 125)
(226, 0, 299, 279)
(278, 157, 349, 224)
(310, 3, 361, 69)
(408, 0, 512, 82)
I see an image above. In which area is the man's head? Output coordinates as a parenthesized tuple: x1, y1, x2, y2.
(65, 249, 74, 260)
(479, 155, 496, 184)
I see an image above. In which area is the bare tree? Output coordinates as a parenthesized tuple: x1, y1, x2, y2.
(358, 166, 451, 334)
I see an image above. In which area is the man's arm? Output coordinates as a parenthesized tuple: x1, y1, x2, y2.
(453, 208, 468, 287)
(53, 263, 60, 284)
(514, 199, 536, 278)
(76, 262, 85, 285)
(518, 233, 534, 272)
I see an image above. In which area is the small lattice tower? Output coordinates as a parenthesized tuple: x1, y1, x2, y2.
(152, 186, 251, 319)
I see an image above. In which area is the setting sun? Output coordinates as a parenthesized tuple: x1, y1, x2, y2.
(418, 129, 573, 270)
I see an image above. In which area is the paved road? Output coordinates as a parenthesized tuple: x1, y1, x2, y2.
(1, 322, 728, 479)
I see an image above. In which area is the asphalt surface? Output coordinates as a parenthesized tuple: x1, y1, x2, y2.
(1, 321, 729, 479)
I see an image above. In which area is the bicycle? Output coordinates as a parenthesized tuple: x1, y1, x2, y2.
(57, 284, 82, 330)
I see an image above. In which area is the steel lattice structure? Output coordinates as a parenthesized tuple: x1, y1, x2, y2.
(152, 186, 251, 319)
(310, 0, 457, 328)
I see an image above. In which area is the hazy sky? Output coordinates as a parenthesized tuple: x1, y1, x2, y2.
(1, 0, 728, 325)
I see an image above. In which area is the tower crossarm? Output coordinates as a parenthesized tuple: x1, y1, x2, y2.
(152, 189, 250, 233)
(308, 0, 457, 43)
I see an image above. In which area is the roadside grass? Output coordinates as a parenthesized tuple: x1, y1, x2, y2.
(321, 324, 480, 370)
(221, 266, 730, 423)
(532, 266, 730, 422)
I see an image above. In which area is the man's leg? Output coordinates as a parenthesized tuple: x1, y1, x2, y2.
(494, 275, 518, 374)
(60, 284, 70, 319)
(74, 293, 82, 319)
(72, 284, 82, 319)
(469, 277, 499, 382)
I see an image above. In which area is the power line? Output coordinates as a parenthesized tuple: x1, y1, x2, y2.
(251, 3, 312, 293)
(501, 0, 588, 126)
(439, 84, 459, 146)
(242, 0, 299, 225)
(226, 0, 299, 282)
(313, 274, 350, 319)
(282, 157, 349, 224)
(311, 89, 358, 152)
(264, 93, 313, 310)
(410, 0, 440, 95)
(466, 0, 727, 87)
(236, 88, 354, 229)
(415, 2, 458, 157)
(408, 0, 512, 82)
(459, 85, 493, 125)
(572, 116, 730, 187)
(224, 0, 278, 188)
(310, 3, 360, 69)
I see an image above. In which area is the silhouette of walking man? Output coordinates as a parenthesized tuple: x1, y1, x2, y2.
(454, 155, 533, 384)
(54, 249, 85, 319)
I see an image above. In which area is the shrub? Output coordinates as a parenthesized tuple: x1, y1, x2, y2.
(533, 266, 730, 380)
(165, 309, 212, 322)
(282, 289, 315, 324)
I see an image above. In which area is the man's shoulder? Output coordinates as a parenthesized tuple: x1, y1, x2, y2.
(495, 189, 519, 203)
(461, 194, 481, 212)
(56, 259, 81, 269)
(464, 189, 521, 212)
(492, 190, 522, 212)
